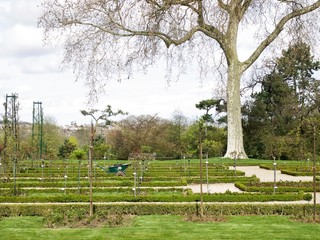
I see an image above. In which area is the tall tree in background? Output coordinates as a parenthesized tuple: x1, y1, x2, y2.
(169, 111, 189, 158)
(58, 138, 77, 159)
(277, 42, 320, 118)
(39, 0, 320, 158)
(110, 115, 174, 159)
(42, 116, 65, 159)
(243, 42, 320, 159)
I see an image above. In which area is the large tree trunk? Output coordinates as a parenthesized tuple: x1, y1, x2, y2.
(224, 63, 248, 159)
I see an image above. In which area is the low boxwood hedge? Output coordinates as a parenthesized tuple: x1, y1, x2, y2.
(235, 181, 320, 193)
(0, 192, 306, 203)
(0, 203, 318, 218)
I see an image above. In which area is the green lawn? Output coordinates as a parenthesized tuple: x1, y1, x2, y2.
(1, 215, 320, 240)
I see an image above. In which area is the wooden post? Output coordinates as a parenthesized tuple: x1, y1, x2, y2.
(199, 128, 204, 218)
(312, 125, 316, 221)
(89, 122, 94, 217)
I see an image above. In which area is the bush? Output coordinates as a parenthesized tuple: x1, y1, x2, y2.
(303, 193, 312, 202)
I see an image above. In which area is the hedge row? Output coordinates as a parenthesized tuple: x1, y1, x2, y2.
(143, 171, 245, 177)
(16, 171, 241, 178)
(0, 180, 186, 188)
(0, 192, 306, 203)
(259, 164, 320, 176)
(3, 175, 249, 182)
(0, 176, 257, 188)
(280, 170, 313, 176)
(243, 181, 319, 187)
(0, 187, 185, 195)
(0, 203, 318, 218)
(235, 182, 319, 193)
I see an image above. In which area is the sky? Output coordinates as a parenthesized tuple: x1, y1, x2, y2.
(1, 1, 318, 126)
(0, 0, 220, 126)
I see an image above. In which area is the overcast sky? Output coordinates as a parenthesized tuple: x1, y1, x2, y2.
(1, 1, 318, 126)
(0, 0, 222, 126)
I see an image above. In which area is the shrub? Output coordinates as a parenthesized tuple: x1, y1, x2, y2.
(303, 193, 312, 202)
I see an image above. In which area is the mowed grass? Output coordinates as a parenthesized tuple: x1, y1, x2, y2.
(1, 215, 320, 240)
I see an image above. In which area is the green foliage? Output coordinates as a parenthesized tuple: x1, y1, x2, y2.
(195, 99, 225, 123)
(243, 42, 320, 160)
(68, 136, 78, 147)
(0, 191, 306, 203)
(92, 135, 114, 159)
(70, 149, 86, 160)
(58, 139, 77, 159)
(141, 145, 152, 153)
(303, 193, 312, 202)
(203, 139, 224, 157)
(181, 122, 226, 158)
(40, 117, 65, 159)
(1, 203, 320, 218)
(235, 181, 320, 194)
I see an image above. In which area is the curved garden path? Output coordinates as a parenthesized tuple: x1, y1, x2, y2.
(235, 166, 313, 182)
(187, 166, 319, 204)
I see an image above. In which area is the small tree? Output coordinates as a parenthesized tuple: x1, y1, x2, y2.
(81, 105, 126, 216)
(196, 99, 223, 123)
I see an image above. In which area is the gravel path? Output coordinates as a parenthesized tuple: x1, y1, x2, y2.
(188, 166, 320, 203)
(189, 166, 313, 194)
(186, 183, 243, 194)
(234, 166, 313, 182)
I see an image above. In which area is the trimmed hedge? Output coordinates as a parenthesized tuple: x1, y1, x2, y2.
(0, 203, 318, 218)
(280, 169, 313, 176)
(0, 187, 186, 195)
(0, 180, 185, 188)
(0, 192, 306, 203)
(259, 164, 320, 176)
(235, 181, 320, 193)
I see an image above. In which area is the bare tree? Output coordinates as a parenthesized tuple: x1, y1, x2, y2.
(39, 0, 320, 158)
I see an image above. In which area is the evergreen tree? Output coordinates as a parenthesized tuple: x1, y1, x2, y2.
(58, 139, 77, 159)
(244, 42, 320, 159)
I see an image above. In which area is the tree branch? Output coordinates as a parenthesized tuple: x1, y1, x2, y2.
(217, 0, 230, 12)
(239, 0, 253, 18)
(241, 1, 320, 72)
